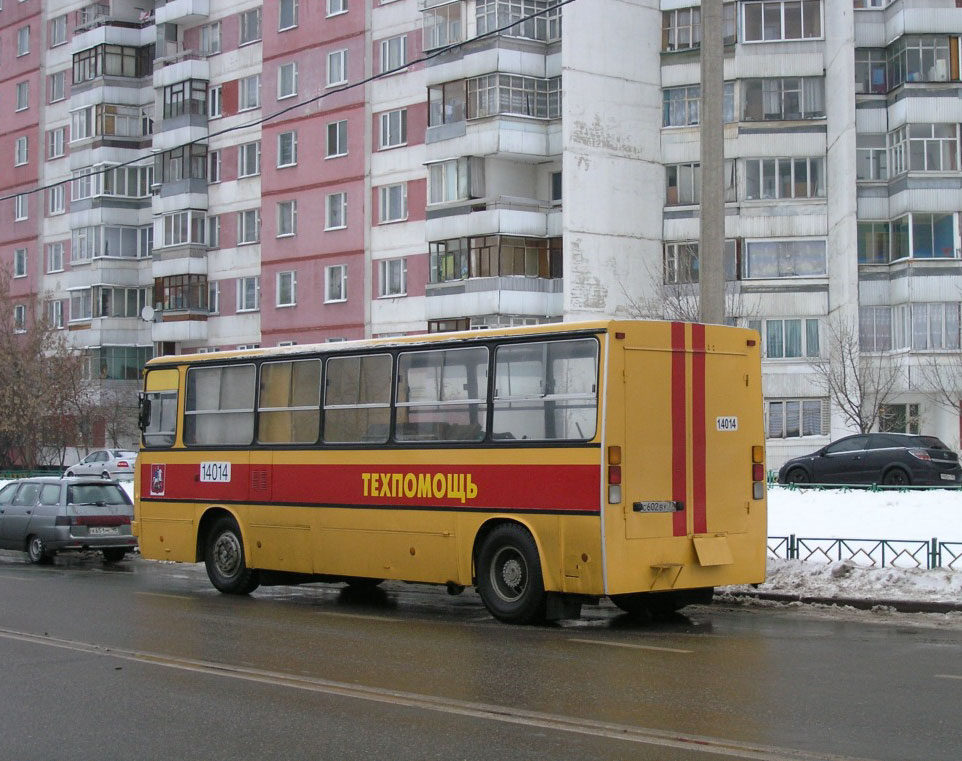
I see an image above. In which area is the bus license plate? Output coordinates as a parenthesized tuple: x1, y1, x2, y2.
(89, 526, 118, 535)
(200, 462, 232, 482)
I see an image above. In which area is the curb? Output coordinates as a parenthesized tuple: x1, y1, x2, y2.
(722, 591, 962, 615)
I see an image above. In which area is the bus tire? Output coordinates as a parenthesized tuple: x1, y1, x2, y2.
(205, 517, 261, 595)
(476, 524, 546, 625)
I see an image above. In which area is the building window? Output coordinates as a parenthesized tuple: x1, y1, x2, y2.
(855, 49, 887, 94)
(13, 249, 27, 278)
(17, 26, 29, 56)
(766, 399, 827, 438)
(46, 300, 64, 330)
(888, 124, 958, 175)
(278, 62, 297, 99)
(48, 185, 65, 215)
(71, 44, 153, 83)
(48, 71, 66, 103)
(208, 216, 221, 249)
(378, 258, 407, 297)
(238, 209, 261, 244)
(240, 8, 262, 45)
(902, 303, 961, 350)
(428, 157, 483, 204)
(476, 0, 563, 42)
(239, 74, 261, 111)
(94, 286, 153, 318)
(15, 194, 28, 221)
(325, 193, 347, 229)
(47, 128, 65, 159)
(889, 213, 957, 260)
(327, 50, 348, 86)
(237, 277, 260, 312)
(380, 35, 407, 73)
(742, 0, 821, 42)
(158, 275, 207, 312)
(163, 80, 207, 119)
(888, 36, 951, 88)
(13, 305, 26, 333)
(428, 81, 465, 126)
(328, 0, 347, 16)
(551, 171, 562, 203)
(430, 236, 562, 282)
(750, 318, 821, 359)
(742, 78, 825, 121)
(15, 82, 29, 111)
(859, 306, 893, 352)
(279, 0, 298, 30)
(325, 265, 347, 303)
(277, 131, 297, 167)
(465, 74, 562, 119)
(156, 145, 207, 184)
(208, 150, 221, 183)
(201, 22, 221, 55)
(162, 211, 207, 247)
(238, 141, 261, 177)
(379, 109, 407, 148)
(379, 184, 408, 223)
(277, 271, 296, 306)
(423, 3, 461, 50)
(277, 201, 297, 237)
(14, 136, 28, 166)
(47, 242, 65, 273)
(663, 240, 738, 283)
(856, 134, 887, 180)
(663, 83, 735, 127)
(879, 404, 921, 434)
(69, 289, 92, 322)
(326, 120, 348, 158)
(744, 157, 825, 200)
(50, 15, 68, 47)
(666, 161, 736, 204)
(743, 239, 827, 278)
(857, 222, 890, 264)
(208, 85, 223, 118)
(208, 281, 220, 314)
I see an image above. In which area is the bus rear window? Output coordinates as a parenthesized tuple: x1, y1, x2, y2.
(185, 364, 256, 445)
(492, 339, 598, 441)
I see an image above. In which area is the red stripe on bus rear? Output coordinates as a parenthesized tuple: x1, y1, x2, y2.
(691, 323, 707, 534)
(671, 322, 687, 537)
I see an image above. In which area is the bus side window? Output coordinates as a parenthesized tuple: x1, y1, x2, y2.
(396, 347, 487, 442)
(323, 354, 392, 443)
(492, 339, 598, 441)
(184, 365, 256, 446)
(143, 391, 178, 447)
(257, 359, 321, 444)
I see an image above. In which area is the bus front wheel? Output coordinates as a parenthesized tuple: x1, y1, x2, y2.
(476, 524, 546, 625)
(205, 517, 261, 595)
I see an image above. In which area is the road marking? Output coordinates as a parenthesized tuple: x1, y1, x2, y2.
(0, 626, 875, 761)
(570, 637, 693, 654)
(935, 674, 962, 680)
(136, 592, 195, 601)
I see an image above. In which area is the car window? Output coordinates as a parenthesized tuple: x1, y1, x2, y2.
(867, 434, 904, 449)
(0, 483, 19, 505)
(39, 484, 61, 505)
(914, 436, 947, 450)
(825, 436, 869, 454)
(67, 483, 131, 506)
(13, 483, 41, 506)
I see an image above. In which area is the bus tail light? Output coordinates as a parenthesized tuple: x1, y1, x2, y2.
(608, 466, 621, 484)
(608, 447, 622, 504)
(751, 445, 765, 500)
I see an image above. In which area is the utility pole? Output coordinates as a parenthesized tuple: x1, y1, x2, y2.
(699, 0, 725, 324)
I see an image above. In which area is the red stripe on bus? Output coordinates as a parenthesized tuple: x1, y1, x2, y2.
(139, 462, 601, 513)
(670, 322, 687, 537)
(691, 323, 707, 534)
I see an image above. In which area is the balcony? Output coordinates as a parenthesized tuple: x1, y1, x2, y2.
(155, 0, 210, 26)
(425, 277, 563, 321)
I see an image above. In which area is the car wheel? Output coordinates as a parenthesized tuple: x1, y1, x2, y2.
(26, 535, 53, 565)
(101, 471, 111, 480)
(882, 468, 911, 486)
(64, 470, 74, 478)
(102, 548, 127, 563)
(476, 523, 546, 625)
(784, 467, 810, 484)
(204, 516, 261, 595)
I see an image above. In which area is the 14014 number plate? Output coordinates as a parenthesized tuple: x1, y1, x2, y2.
(200, 462, 231, 482)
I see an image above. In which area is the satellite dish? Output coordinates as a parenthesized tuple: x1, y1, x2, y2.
(141, 305, 155, 322)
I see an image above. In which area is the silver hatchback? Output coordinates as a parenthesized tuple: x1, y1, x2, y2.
(0, 477, 137, 563)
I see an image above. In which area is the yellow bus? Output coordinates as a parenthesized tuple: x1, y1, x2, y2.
(134, 320, 767, 624)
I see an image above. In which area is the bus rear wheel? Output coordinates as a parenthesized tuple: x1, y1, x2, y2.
(205, 517, 261, 595)
(476, 524, 546, 625)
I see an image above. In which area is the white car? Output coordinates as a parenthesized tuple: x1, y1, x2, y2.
(64, 450, 137, 480)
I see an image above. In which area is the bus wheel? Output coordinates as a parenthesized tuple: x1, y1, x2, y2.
(205, 517, 260, 595)
(476, 524, 546, 625)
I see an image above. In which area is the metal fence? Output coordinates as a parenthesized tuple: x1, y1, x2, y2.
(769, 535, 962, 570)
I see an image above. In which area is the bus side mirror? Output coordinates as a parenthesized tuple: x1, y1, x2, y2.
(138, 393, 151, 432)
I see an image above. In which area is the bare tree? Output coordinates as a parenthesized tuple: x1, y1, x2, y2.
(810, 314, 903, 433)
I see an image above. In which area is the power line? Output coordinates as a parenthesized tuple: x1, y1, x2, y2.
(2, 0, 576, 204)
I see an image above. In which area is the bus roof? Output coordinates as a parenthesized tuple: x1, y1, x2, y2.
(143, 319, 741, 368)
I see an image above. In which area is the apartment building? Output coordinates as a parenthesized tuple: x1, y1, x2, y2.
(2, 0, 962, 466)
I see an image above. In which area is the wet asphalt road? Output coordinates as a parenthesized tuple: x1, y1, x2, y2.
(0, 551, 960, 761)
